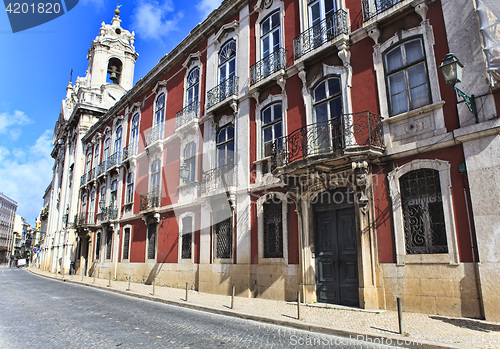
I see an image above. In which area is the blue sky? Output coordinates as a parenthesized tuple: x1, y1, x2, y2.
(0, 0, 221, 225)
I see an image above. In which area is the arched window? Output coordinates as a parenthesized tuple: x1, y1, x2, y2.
(184, 142, 196, 182)
(261, 103, 282, 157)
(126, 172, 134, 204)
(131, 114, 139, 144)
(186, 67, 200, 107)
(219, 40, 236, 83)
(155, 93, 165, 126)
(114, 126, 122, 154)
(216, 124, 234, 168)
(312, 77, 343, 152)
(107, 58, 122, 84)
(93, 144, 100, 168)
(103, 137, 110, 162)
(400, 169, 447, 254)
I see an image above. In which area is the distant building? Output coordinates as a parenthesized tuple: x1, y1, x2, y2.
(12, 215, 29, 262)
(0, 193, 17, 264)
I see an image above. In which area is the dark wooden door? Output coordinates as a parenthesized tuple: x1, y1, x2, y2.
(315, 207, 359, 306)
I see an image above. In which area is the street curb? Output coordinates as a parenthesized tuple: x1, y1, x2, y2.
(27, 269, 458, 349)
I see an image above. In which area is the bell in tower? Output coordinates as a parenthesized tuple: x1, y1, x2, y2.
(107, 58, 123, 84)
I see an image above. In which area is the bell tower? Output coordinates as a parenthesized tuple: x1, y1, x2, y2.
(86, 5, 138, 91)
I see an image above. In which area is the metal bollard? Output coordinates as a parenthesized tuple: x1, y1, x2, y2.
(93, 272, 96, 284)
(81, 271, 84, 282)
(397, 297, 404, 334)
(127, 276, 131, 291)
(108, 271, 111, 287)
(231, 286, 235, 309)
(61, 267, 64, 279)
(152, 278, 155, 296)
(185, 282, 188, 302)
(297, 291, 301, 320)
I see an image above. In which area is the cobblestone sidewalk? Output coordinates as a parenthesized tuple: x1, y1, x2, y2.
(28, 267, 500, 349)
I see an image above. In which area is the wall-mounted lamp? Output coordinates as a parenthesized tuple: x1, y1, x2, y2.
(439, 53, 478, 123)
(178, 163, 200, 187)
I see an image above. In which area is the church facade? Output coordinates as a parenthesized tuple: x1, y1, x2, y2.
(40, 0, 500, 321)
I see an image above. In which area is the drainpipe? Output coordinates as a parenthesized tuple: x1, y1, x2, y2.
(459, 162, 485, 319)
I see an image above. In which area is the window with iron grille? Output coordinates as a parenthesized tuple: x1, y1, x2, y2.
(122, 227, 130, 260)
(181, 216, 192, 259)
(400, 169, 448, 254)
(384, 37, 430, 116)
(147, 223, 156, 260)
(106, 229, 112, 259)
(215, 218, 232, 259)
(263, 199, 283, 258)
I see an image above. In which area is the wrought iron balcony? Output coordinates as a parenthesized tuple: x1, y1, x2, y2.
(207, 76, 239, 109)
(106, 151, 120, 170)
(96, 162, 106, 177)
(80, 174, 86, 187)
(122, 141, 138, 161)
(145, 124, 164, 147)
(293, 9, 348, 60)
(76, 212, 87, 226)
(87, 211, 95, 225)
(87, 168, 96, 182)
(201, 162, 236, 194)
(176, 101, 200, 127)
(105, 206, 118, 220)
(250, 48, 287, 86)
(140, 187, 161, 211)
(362, 0, 405, 21)
(271, 111, 384, 171)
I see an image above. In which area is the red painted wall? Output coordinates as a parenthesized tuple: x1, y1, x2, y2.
(129, 219, 146, 263)
(157, 212, 178, 264)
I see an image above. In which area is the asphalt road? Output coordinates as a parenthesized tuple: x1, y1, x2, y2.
(0, 268, 405, 348)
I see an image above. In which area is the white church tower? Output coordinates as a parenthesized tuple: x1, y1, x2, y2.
(40, 5, 138, 275)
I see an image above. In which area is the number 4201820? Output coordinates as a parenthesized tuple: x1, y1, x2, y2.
(5, 2, 62, 14)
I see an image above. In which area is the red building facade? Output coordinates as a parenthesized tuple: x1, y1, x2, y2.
(73, 0, 499, 319)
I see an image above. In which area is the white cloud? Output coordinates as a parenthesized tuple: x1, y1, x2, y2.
(0, 129, 53, 223)
(197, 0, 222, 20)
(131, 0, 183, 41)
(0, 110, 33, 135)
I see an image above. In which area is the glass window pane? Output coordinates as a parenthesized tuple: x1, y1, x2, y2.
(227, 125, 234, 140)
(315, 103, 329, 123)
(274, 122, 282, 138)
(229, 60, 236, 77)
(273, 104, 282, 121)
(263, 126, 272, 142)
(219, 65, 226, 82)
(217, 128, 226, 144)
(262, 17, 270, 35)
(271, 12, 280, 29)
(391, 92, 409, 115)
(386, 47, 403, 72)
(330, 97, 342, 118)
(405, 40, 424, 64)
(328, 78, 341, 96)
(314, 82, 326, 102)
(324, 0, 335, 17)
(310, 2, 320, 25)
(272, 30, 280, 51)
(263, 107, 272, 124)
(408, 63, 427, 88)
(410, 85, 429, 109)
(389, 71, 406, 94)
(262, 36, 270, 57)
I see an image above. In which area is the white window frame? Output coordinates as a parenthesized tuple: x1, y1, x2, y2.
(130, 112, 140, 154)
(178, 212, 195, 263)
(121, 224, 132, 262)
(257, 192, 288, 263)
(125, 171, 134, 205)
(373, 25, 443, 121)
(259, 10, 282, 60)
(388, 159, 459, 265)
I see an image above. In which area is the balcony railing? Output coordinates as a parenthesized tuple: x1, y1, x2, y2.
(176, 101, 200, 127)
(106, 151, 120, 170)
(104, 206, 118, 220)
(140, 188, 161, 211)
(293, 9, 348, 60)
(96, 162, 106, 177)
(201, 162, 236, 193)
(80, 174, 86, 187)
(87, 168, 96, 182)
(122, 141, 138, 161)
(145, 124, 164, 147)
(362, 0, 405, 21)
(271, 111, 384, 170)
(76, 212, 87, 226)
(250, 48, 287, 86)
(207, 76, 239, 109)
